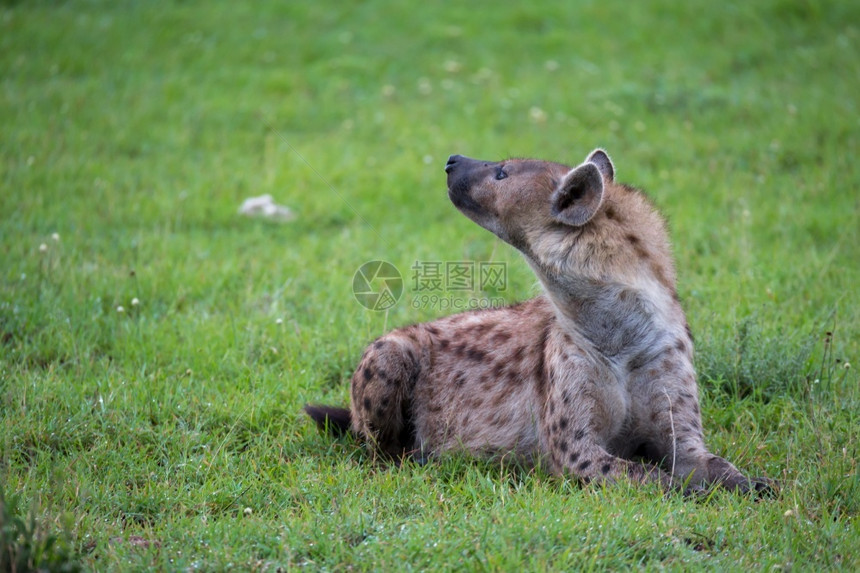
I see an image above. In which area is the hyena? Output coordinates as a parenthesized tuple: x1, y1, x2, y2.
(306, 149, 774, 494)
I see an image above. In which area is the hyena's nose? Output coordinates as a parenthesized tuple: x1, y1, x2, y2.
(445, 155, 462, 174)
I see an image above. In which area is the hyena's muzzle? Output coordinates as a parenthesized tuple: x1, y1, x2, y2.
(445, 154, 498, 215)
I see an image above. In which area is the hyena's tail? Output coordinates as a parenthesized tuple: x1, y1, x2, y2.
(303, 404, 352, 437)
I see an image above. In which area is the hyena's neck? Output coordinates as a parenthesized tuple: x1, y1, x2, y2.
(535, 268, 686, 365)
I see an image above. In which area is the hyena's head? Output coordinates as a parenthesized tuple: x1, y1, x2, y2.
(445, 149, 676, 295)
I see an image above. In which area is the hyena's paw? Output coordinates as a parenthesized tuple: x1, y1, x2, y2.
(705, 455, 778, 497)
(729, 476, 780, 498)
(678, 478, 776, 502)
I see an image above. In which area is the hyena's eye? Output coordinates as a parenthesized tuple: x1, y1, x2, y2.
(495, 167, 508, 180)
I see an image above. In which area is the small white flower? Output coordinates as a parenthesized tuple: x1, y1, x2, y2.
(131, 298, 140, 306)
(844, 362, 851, 370)
(116, 305, 125, 313)
(51, 233, 60, 241)
(275, 318, 283, 325)
(39, 243, 48, 253)
(243, 507, 253, 517)
(529, 106, 547, 123)
(443, 60, 461, 73)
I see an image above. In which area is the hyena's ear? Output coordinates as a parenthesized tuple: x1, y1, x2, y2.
(586, 148, 614, 182)
(550, 162, 604, 227)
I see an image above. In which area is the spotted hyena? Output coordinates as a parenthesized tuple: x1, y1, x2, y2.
(306, 149, 774, 494)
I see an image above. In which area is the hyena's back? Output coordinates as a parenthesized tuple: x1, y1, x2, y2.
(307, 297, 555, 460)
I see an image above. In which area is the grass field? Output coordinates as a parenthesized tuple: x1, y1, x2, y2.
(1, 0, 858, 570)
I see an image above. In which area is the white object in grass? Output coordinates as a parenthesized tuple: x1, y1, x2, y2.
(238, 194, 295, 221)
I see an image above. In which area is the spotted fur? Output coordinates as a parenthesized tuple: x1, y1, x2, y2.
(306, 149, 774, 495)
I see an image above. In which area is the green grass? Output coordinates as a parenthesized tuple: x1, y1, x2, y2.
(1, 0, 858, 570)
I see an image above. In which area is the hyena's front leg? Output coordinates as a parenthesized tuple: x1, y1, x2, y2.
(542, 365, 678, 491)
(545, 424, 676, 490)
(641, 382, 776, 495)
(350, 331, 421, 460)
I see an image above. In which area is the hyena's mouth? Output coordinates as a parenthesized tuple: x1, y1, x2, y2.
(447, 179, 484, 214)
